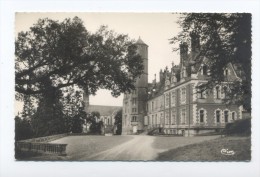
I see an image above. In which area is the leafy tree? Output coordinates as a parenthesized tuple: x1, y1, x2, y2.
(31, 78, 66, 137)
(171, 13, 251, 110)
(61, 88, 85, 118)
(15, 16, 143, 99)
(20, 95, 36, 120)
(15, 16, 143, 137)
(71, 110, 86, 133)
(15, 116, 33, 141)
(87, 111, 104, 134)
(114, 109, 122, 135)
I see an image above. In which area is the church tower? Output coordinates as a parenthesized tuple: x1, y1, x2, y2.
(122, 37, 148, 134)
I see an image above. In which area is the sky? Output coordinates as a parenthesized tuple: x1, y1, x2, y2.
(15, 13, 182, 110)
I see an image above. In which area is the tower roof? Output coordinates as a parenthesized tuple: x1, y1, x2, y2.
(136, 37, 148, 46)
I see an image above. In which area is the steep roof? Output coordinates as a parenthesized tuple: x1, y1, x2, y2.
(87, 105, 122, 116)
(136, 37, 148, 46)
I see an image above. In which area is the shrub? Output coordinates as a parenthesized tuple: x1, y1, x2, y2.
(225, 118, 251, 136)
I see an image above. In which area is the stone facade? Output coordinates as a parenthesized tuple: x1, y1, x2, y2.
(122, 34, 243, 136)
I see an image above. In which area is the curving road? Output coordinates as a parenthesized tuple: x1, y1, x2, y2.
(83, 135, 161, 161)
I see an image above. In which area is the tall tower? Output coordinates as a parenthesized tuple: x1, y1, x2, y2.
(122, 37, 148, 134)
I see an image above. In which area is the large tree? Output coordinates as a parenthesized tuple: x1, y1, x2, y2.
(171, 13, 251, 110)
(15, 16, 143, 99)
(114, 109, 122, 135)
(15, 16, 143, 136)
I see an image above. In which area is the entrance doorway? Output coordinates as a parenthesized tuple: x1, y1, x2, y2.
(182, 130, 185, 136)
(133, 126, 137, 134)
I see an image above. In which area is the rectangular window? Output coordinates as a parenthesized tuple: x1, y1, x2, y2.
(165, 112, 169, 125)
(132, 98, 137, 106)
(216, 110, 220, 123)
(232, 112, 235, 120)
(132, 108, 137, 113)
(171, 110, 176, 125)
(132, 116, 137, 122)
(198, 89, 206, 99)
(224, 111, 229, 122)
(165, 93, 169, 107)
(152, 101, 154, 111)
(181, 109, 186, 124)
(171, 91, 176, 106)
(152, 115, 154, 125)
(155, 114, 158, 124)
(181, 88, 186, 104)
(200, 110, 204, 122)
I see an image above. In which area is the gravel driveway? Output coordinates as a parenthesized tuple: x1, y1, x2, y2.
(49, 135, 219, 161)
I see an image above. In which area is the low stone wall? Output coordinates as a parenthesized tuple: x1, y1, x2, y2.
(20, 133, 68, 143)
(16, 142, 67, 156)
(16, 133, 69, 156)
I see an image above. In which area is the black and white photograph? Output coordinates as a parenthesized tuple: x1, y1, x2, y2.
(14, 12, 251, 161)
(0, 1, 260, 176)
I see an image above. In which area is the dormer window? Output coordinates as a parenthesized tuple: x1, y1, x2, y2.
(224, 69, 229, 76)
(222, 86, 228, 99)
(201, 64, 208, 75)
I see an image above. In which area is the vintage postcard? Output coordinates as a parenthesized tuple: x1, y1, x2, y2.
(14, 12, 251, 161)
(1, 1, 259, 176)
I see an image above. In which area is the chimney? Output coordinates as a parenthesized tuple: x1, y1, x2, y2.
(180, 42, 188, 66)
(190, 31, 200, 53)
(159, 69, 163, 82)
(152, 74, 156, 84)
(172, 72, 177, 83)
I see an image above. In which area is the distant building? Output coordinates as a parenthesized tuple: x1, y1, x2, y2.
(83, 93, 121, 133)
(87, 105, 121, 125)
(122, 34, 244, 136)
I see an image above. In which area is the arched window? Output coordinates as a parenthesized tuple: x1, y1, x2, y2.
(216, 110, 221, 123)
(224, 69, 229, 76)
(200, 110, 204, 122)
(216, 86, 220, 99)
(224, 110, 229, 123)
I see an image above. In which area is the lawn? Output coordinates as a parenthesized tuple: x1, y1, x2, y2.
(153, 135, 219, 150)
(24, 135, 133, 161)
(156, 136, 251, 161)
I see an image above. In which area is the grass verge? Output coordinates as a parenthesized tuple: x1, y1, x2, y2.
(156, 136, 251, 161)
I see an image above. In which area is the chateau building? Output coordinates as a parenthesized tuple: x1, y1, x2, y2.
(122, 34, 243, 136)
